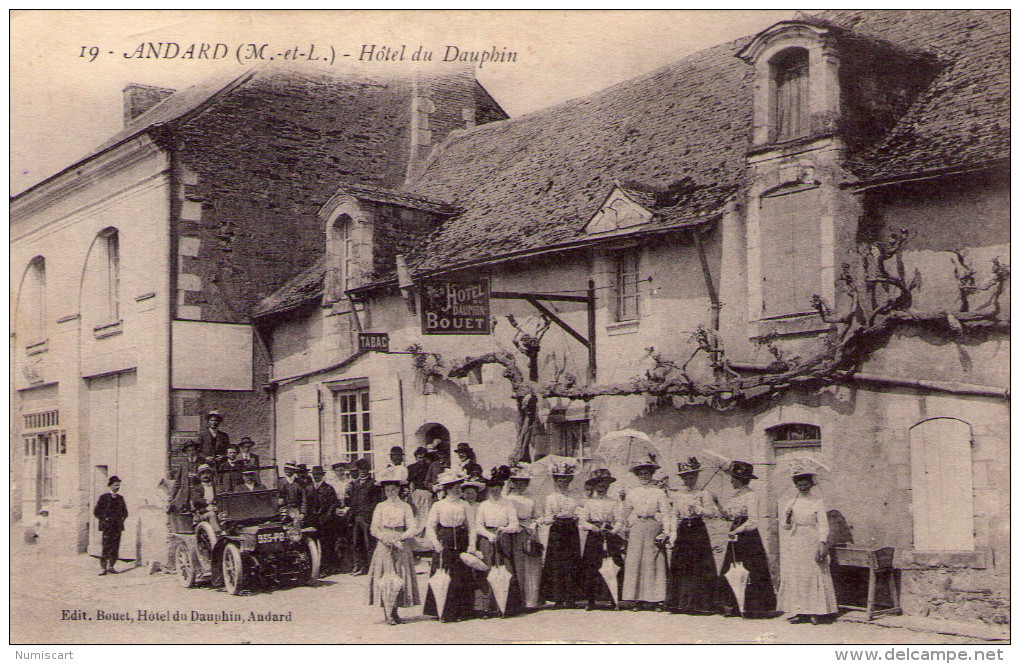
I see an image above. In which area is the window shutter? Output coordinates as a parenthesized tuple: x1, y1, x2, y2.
(760, 187, 821, 318)
(910, 418, 974, 551)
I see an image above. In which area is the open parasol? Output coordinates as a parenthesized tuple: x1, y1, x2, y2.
(428, 568, 451, 620)
(774, 455, 831, 480)
(697, 449, 732, 490)
(595, 430, 660, 469)
(598, 555, 620, 607)
(486, 564, 514, 616)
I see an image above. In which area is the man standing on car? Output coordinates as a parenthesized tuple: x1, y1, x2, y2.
(94, 476, 129, 575)
(198, 410, 230, 461)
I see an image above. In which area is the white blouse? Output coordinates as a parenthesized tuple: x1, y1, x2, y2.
(781, 491, 829, 542)
(670, 488, 718, 519)
(476, 498, 521, 537)
(578, 497, 622, 531)
(624, 484, 671, 524)
(506, 493, 537, 525)
(725, 488, 762, 533)
(370, 500, 417, 541)
(428, 497, 472, 528)
(544, 492, 579, 519)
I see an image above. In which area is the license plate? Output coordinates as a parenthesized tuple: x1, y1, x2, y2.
(257, 530, 286, 544)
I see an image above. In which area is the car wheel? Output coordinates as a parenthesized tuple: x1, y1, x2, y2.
(174, 540, 198, 588)
(305, 538, 321, 585)
(222, 542, 244, 595)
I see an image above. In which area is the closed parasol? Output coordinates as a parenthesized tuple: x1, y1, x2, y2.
(723, 542, 750, 616)
(486, 564, 514, 616)
(460, 551, 490, 572)
(598, 555, 620, 607)
(378, 569, 405, 613)
(428, 568, 451, 620)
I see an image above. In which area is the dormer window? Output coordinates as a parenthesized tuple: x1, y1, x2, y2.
(773, 48, 809, 141)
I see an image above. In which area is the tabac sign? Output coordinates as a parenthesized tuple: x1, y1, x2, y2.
(421, 280, 491, 335)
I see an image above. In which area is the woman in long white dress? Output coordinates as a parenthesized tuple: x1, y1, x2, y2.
(620, 458, 671, 610)
(778, 472, 838, 624)
(367, 473, 422, 625)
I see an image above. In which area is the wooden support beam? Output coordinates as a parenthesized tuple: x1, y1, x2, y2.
(522, 296, 589, 348)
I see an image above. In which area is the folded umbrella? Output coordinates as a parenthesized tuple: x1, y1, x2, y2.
(486, 565, 513, 616)
(598, 555, 620, 607)
(428, 568, 451, 620)
(723, 542, 750, 616)
(378, 569, 405, 613)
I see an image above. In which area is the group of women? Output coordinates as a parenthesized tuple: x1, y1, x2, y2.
(363, 454, 838, 627)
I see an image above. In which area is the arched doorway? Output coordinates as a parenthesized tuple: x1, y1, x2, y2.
(414, 423, 450, 457)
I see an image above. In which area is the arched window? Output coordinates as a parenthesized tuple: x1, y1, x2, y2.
(324, 213, 354, 304)
(21, 257, 47, 347)
(84, 228, 120, 331)
(772, 48, 809, 141)
(909, 418, 974, 551)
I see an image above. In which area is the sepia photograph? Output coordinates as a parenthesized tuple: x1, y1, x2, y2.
(9, 9, 1010, 649)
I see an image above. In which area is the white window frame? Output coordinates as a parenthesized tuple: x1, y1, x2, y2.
(331, 383, 372, 466)
(613, 250, 641, 322)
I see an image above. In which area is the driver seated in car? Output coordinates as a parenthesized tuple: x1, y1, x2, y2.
(190, 464, 223, 533)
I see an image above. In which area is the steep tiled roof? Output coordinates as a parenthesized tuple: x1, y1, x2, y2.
(396, 10, 1007, 275)
(251, 255, 327, 319)
(335, 184, 462, 216)
(402, 36, 752, 274)
(819, 10, 1009, 180)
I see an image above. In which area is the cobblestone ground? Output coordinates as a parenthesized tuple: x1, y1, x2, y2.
(10, 535, 999, 645)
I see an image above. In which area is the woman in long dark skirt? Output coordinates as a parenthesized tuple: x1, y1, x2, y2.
(665, 457, 722, 614)
(423, 471, 477, 622)
(472, 467, 526, 617)
(715, 461, 777, 618)
(578, 469, 624, 610)
(539, 467, 582, 608)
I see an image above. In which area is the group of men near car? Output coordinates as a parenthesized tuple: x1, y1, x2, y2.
(165, 410, 417, 577)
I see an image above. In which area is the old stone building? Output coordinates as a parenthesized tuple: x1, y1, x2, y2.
(255, 11, 1009, 623)
(10, 65, 507, 560)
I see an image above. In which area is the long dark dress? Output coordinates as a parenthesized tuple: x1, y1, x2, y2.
(478, 534, 526, 616)
(666, 517, 719, 613)
(540, 517, 583, 603)
(423, 525, 475, 621)
(716, 516, 777, 617)
(580, 529, 625, 605)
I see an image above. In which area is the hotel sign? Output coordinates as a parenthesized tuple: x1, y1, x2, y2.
(421, 280, 491, 335)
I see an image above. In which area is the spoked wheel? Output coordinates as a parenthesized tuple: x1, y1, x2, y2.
(222, 543, 245, 595)
(305, 538, 321, 585)
(174, 540, 198, 588)
(196, 522, 217, 572)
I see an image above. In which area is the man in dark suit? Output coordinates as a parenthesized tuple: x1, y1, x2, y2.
(198, 410, 230, 461)
(94, 476, 129, 575)
(346, 459, 379, 575)
(238, 469, 268, 492)
(238, 437, 261, 470)
(308, 466, 340, 573)
(279, 462, 301, 515)
(169, 441, 201, 514)
(189, 464, 222, 532)
(218, 443, 245, 491)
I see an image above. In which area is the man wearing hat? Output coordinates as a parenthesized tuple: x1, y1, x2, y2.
(169, 440, 202, 514)
(383, 446, 409, 483)
(279, 462, 302, 513)
(198, 410, 230, 461)
(189, 464, 223, 532)
(346, 458, 380, 575)
(238, 437, 260, 470)
(308, 465, 340, 573)
(218, 443, 245, 491)
(239, 468, 267, 492)
(94, 476, 129, 575)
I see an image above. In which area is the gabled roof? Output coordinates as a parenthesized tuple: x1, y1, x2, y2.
(14, 69, 255, 200)
(394, 10, 1007, 276)
(321, 183, 462, 219)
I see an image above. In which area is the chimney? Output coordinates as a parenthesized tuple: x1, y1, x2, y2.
(122, 83, 175, 126)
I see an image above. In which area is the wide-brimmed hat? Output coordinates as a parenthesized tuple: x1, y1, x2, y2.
(376, 466, 406, 486)
(630, 457, 661, 473)
(330, 461, 346, 471)
(239, 437, 255, 448)
(206, 410, 223, 421)
(108, 476, 121, 486)
(283, 462, 298, 473)
(723, 460, 758, 481)
(585, 468, 616, 487)
(454, 443, 473, 453)
(294, 463, 309, 475)
(461, 478, 486, 492)
(197, 464, 214, 477)
(677, 456, 702, 475)
(435, 470, 466, 487)
(508, 463, 532, 481)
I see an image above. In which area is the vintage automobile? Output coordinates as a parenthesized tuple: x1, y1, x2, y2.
(168, 467, 320, 594)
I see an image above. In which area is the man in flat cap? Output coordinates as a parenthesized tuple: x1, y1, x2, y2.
(198, 410, 230, 462)
(94, 476, 128, 575)
(308, 465, 340, 573)
(238, 437, 260, 470)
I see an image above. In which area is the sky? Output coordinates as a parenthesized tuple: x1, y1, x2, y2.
(10, 10, 796, 195)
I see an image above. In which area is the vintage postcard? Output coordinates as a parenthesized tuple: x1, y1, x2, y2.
(9, 9, 1010, 649)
